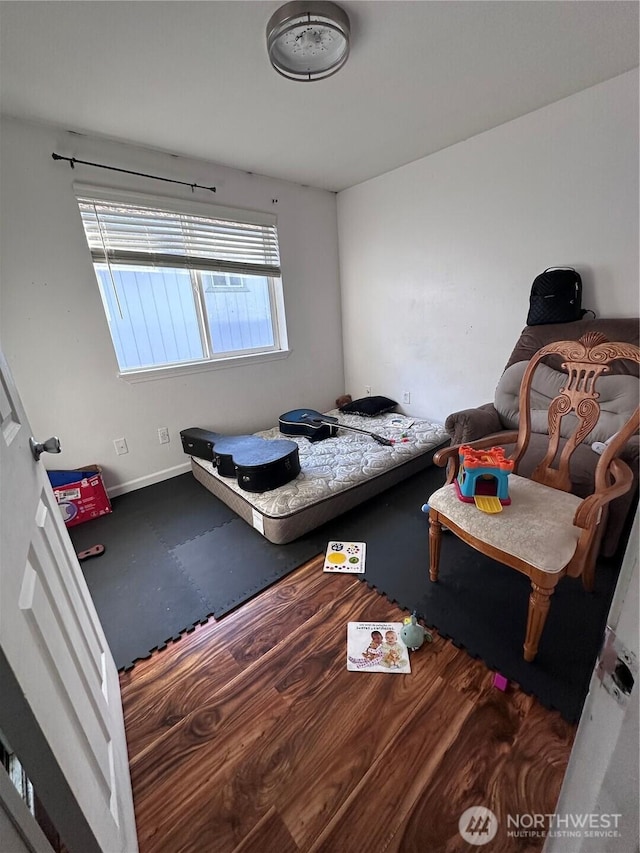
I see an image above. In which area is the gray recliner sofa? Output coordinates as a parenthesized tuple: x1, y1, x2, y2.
(445, 318, 639, 558)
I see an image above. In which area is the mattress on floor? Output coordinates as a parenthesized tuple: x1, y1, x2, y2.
(191, 410, 448, 544)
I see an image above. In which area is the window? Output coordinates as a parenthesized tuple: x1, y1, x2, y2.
(75, 187, 288, 376)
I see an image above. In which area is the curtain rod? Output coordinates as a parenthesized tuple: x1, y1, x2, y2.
(51, 153, 216, 193)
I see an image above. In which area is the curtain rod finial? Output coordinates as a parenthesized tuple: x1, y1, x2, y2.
(51, 152, 75, 169)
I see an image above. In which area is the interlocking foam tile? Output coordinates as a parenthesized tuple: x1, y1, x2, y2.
(144, 472, 238, 546)
(171, 519, 322, 618)
(71, 501, 211, 670)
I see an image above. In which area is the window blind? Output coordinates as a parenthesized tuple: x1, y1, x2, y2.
(77, 197, 281, 278)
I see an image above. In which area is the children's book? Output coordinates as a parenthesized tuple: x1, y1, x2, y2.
(323, 541, 366, 573)
(346, 622, 411, 673)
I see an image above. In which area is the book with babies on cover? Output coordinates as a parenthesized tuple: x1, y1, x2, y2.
(346, 622, 411, 673)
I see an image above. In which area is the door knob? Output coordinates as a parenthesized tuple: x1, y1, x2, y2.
(30, 436, 62, 462)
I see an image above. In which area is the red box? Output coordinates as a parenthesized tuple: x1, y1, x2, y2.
(48, 465, 112, 528)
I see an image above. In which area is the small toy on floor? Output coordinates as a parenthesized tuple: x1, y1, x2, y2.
(400, 612, 433, 651)
(493, 672, 509, 692)
(76, 544, 105, 562)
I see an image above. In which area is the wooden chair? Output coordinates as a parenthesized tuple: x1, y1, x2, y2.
(427, 333, 640, 662)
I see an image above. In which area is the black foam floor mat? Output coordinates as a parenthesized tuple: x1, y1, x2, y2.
(70, 469, 621, 720)
(171, 518, 325, 617)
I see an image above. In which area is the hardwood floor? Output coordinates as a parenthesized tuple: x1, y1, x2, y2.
(120, 556, 576, 853)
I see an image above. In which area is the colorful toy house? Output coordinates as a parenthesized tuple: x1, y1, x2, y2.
(455, 445, 514, 512)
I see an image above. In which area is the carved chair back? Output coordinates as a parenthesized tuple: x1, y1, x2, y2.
(511, 333, 640, 493)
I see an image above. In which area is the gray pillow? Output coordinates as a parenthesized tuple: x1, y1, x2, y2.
(495, 361, 639, 444)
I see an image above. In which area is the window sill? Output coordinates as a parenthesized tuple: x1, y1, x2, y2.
(117, 348, 291, 383)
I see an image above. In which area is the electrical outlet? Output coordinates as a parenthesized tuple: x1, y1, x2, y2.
(365, 385, 372, 396)
(113, 437, 128, 455)
(158, 427, 170, 445)
(403, 391, 411, 404)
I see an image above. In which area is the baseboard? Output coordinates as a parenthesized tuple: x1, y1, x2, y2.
(107, 462, 192, 498)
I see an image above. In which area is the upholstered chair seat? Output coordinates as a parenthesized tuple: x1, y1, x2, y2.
(428, 474, 583, 574)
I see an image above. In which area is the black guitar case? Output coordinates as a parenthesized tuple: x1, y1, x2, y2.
(180, 427, 300, 493)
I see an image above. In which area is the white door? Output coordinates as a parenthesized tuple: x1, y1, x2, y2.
(544, 510, 639, 853)
(0, 346, 138, 853)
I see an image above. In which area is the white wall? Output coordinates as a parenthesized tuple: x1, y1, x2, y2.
(0, 118, 344, 494)
(2, 71, 638, 495)
(337, 71, 639, 423)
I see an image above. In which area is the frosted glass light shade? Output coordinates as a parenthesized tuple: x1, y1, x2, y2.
(266, 1, 351, 81)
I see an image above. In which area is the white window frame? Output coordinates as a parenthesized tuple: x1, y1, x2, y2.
(74, 184, 290, 381)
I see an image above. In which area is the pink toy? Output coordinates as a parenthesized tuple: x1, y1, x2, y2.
(493, 673, 509, 692)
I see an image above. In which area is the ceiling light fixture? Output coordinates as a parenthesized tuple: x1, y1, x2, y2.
(266, 1, 351, 82)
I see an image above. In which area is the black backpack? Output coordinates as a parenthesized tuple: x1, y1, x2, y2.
(526, 267, 593, 326)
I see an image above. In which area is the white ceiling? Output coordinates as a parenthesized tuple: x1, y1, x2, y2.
(0, 1, 638, 192)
